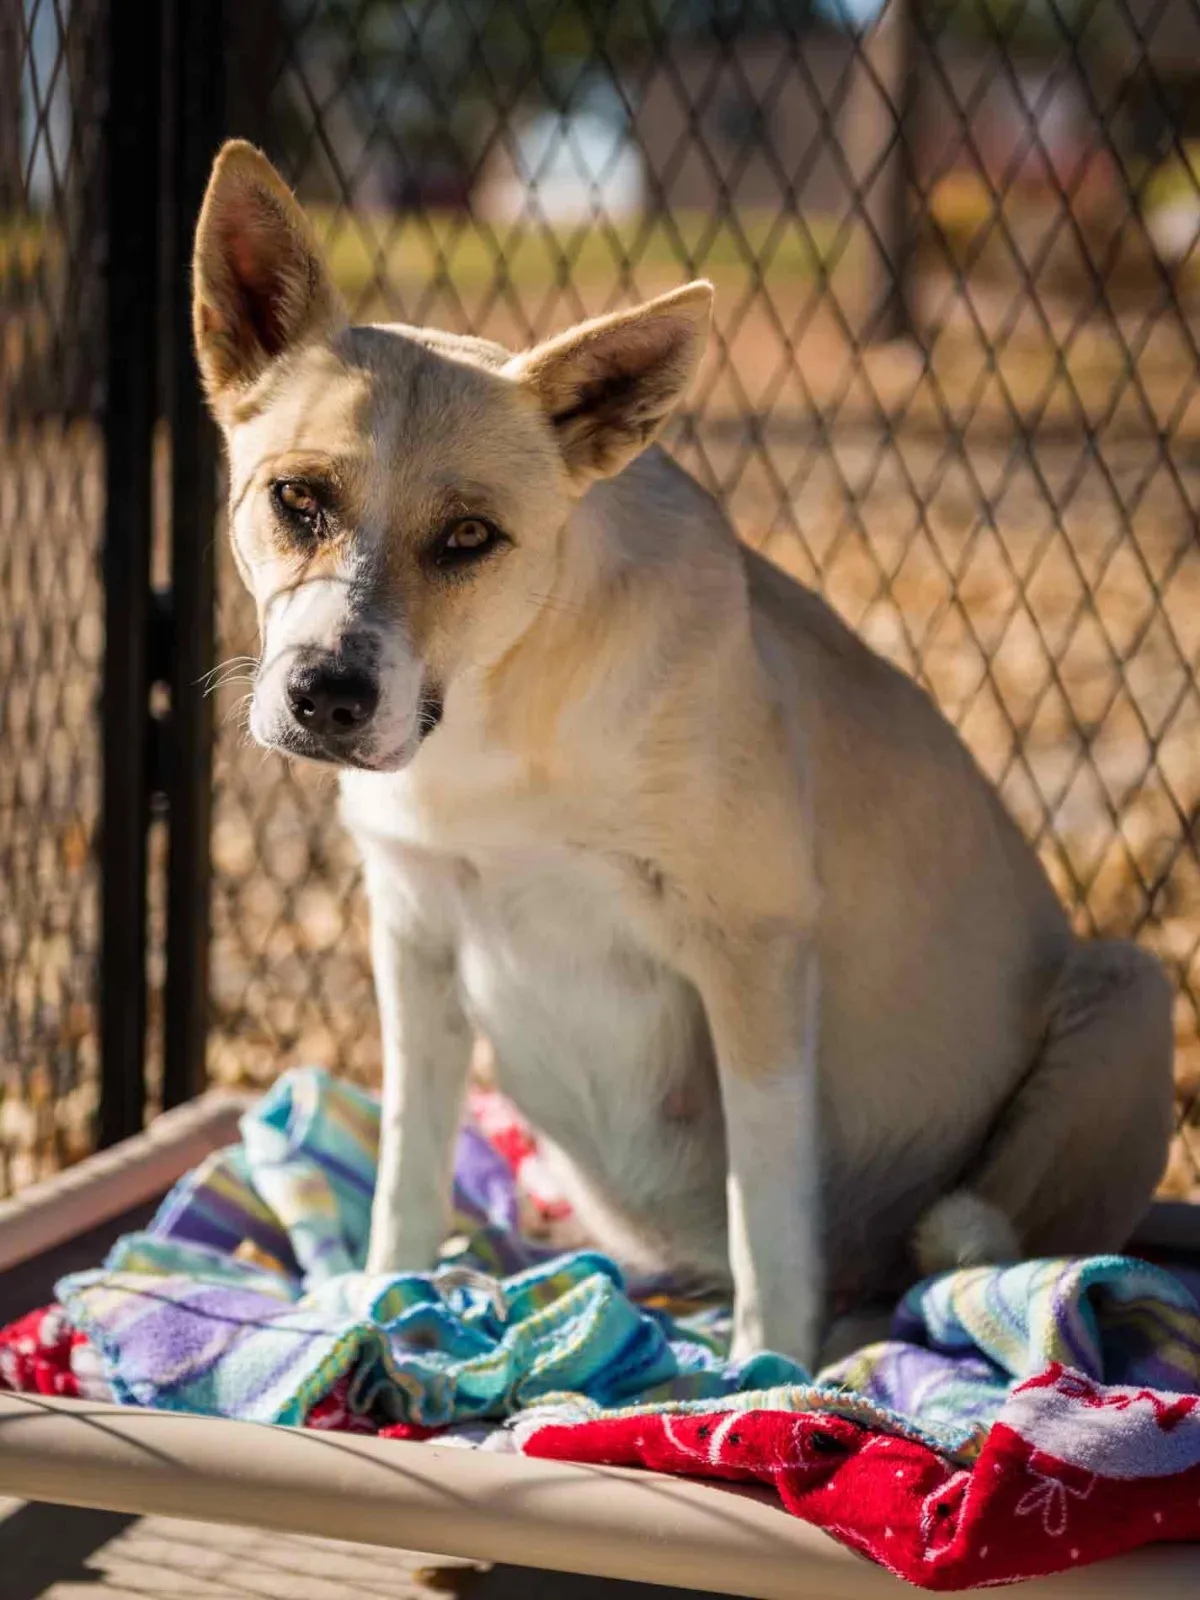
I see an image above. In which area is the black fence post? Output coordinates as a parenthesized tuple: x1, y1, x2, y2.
(161, 0, 223, 1110)
(0, 1, 21, 214)
(849, 0, 917, 344)
(98, 0, 163, 1145)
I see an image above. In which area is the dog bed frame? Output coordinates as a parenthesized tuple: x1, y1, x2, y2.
(0, 1093, 1196, 1599)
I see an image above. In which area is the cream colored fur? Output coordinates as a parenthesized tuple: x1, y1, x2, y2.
(194, 142, 1176, 1368)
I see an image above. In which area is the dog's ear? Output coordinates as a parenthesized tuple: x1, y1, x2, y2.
(508, 283, 712, 484)
(192, 140, 345, 419)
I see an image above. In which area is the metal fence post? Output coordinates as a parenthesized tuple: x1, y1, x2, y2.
(0, 0, 21, 214)
(98, 0, 163, 1145)
(848, 0, 917, 343)
(161, 0, 223, 1110)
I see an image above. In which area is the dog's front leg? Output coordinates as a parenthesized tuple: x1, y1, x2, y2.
(365, 895, 473, 1277)
(695, 932, 822, 1371)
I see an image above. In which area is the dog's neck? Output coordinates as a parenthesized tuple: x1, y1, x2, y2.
(464, 450, 751, 748)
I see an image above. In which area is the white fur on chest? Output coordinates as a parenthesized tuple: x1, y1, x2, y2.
(456, 852, 702, 1121)
(460, 854, 727, 1276)
(344, 766, 728, 1279)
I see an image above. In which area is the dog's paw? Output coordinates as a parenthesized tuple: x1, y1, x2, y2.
(912, 1190, 1020, 1276)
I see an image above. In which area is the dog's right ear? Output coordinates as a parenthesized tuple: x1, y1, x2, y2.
(192, 140, 345, 420)
(507, 282, 712, 486)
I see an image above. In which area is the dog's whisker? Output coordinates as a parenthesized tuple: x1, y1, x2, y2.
(198, 655, 259, 689)
(221, 692, 254, 730)
(206, 673, 258, 701)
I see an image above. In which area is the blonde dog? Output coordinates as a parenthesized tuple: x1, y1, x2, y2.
(193, 141, 1174, 1366)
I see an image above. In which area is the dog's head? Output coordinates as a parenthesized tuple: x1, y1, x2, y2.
(193, 141, 712, 773)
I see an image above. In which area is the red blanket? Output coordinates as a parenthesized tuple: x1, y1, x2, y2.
(0, 1304, 91, 1398)
(523, 1363, 1200, 1588)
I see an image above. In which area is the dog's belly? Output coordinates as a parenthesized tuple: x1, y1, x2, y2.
(453, 863, 731, 1282)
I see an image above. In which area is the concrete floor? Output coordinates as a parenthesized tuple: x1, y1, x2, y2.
(0, 1497, 478, 1599)
(0, 1497, 721, 1599)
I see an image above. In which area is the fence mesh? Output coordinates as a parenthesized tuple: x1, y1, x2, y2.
(4, 1, 1198, 1198)
(0, 0, 106, 1191)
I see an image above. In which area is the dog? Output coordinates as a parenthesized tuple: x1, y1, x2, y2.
(193, 140, 1175, 1368)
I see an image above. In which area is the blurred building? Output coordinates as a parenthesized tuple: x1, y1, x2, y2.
(475, 108, 646, 225)
(631, 25, 854, 214)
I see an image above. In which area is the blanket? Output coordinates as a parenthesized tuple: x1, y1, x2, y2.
(524, 1364, 1200, 1588)
(4, 1064, 1200, 1587)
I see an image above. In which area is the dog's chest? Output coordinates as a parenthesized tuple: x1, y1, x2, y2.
(447, 849, 727, 1274)
(345, 767, 728, 1273)
(453, 850, 714, 1143)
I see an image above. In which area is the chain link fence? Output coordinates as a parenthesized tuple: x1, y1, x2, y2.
(0, 0, 106, 1190)
(4, 1, 1200, 1198)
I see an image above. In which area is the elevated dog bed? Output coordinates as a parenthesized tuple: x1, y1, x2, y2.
(0, 1073, 1198, 1598)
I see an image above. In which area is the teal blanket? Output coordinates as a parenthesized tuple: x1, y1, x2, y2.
(57, 1067, 1200, 1461)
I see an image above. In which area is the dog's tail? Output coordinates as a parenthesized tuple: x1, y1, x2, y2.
(911, 1190, 1020, 1277)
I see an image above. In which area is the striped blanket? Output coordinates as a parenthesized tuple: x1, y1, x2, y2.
(51, 1067, 1200, 1456)
(14, 1065, 1200, 1586)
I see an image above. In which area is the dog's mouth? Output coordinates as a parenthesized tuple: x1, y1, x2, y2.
(276, 735, 392, 771)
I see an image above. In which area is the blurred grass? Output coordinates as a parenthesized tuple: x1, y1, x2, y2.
(0, 214, 51, 276)
(5, 146, 1195, 301)
(311, 204, 847, 306)
(1143, 140, 1200, 212)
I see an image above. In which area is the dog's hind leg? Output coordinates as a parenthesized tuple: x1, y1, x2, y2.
(914, 940, 1175, 1275)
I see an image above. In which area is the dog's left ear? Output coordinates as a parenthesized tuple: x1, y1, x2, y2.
(508, 282, 712, 485)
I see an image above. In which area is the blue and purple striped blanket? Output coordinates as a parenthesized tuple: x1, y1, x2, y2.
(56, 1066, 1200, 1461)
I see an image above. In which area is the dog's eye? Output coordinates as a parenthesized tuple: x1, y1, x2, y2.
(433, 516, 504, 569)
(444, 518, 493, 554)
(272, 479, 323, 531)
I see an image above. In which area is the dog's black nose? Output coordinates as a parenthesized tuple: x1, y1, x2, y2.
(286, 663, 378, 740)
